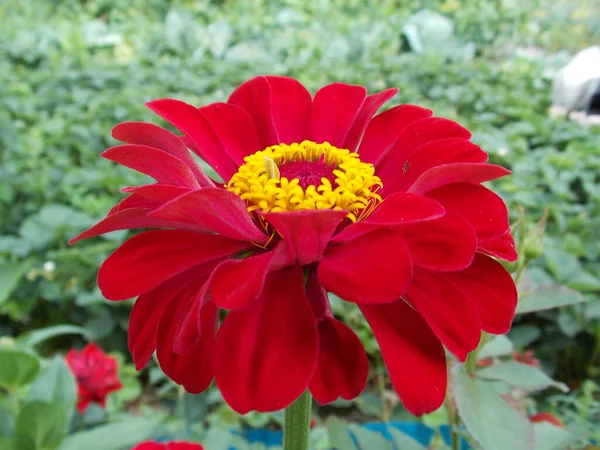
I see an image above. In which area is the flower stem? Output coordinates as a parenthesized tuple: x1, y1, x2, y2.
(283, 390, 312, 450)
(451, 402, 462, 450)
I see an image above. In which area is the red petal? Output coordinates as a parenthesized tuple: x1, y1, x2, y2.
(146, 99, 238, 180)
(211, 250, 274, 310)
(343, 88, 398, 151)
(213, 266, 318, 413)
(102, 144, 200, 188)
(157, 295, 217, 394)
(69, 208, 177, 245)
(441, 253, 517, 334)
(409, 163, 511, 195)
(122, 184, 191, 203)
(198, 102, 260, 165)
(98, 230, 250, 300)
(332, 192, 445, 243)
(426, 183, 509, 241)
(318, 230, 412, 303)
(381, 138, 488, 193)
(111, 121, 213, 186)
(405, 269, 481, 361)
(479, 231, 518, 262)
(400, 214, 477, 271)
(360, 300, 447, 416)
(309, 83, 367, 147)
(131, 443, 164, 450)
(263, 209, 347, 265)
(305, 268, 331, 318)
(377, 118, 472, 192)
(149, 188, 268, 243)
(309, 317, 369, 404)
(358, 105, 433, 165)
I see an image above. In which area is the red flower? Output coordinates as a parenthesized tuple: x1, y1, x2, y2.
(71, 76, 518, 416)
(530, 412, 564, 428)
(65, 342, 123, 412)
(132, 442, 203, 450)
(513, 350, 540, 366)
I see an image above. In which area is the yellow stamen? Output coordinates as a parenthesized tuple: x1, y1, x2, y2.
(226, 141, 383, 222)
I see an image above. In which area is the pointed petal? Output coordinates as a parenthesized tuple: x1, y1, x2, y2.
(343, 88, 398, 151)
(360, 300, 447, 416)
(442, 253, 518, 334)
(146, 99, 238, 180)
(121, 184, 191, 202)
(426, 183, 509, 241)
(358, 104, 433, 165)
(111, 121, 213, 186)
(405, 269, 481, 361)
(400, 214, 477, 271)
(332, 192, 445, 243)
(263, 209, 347, 265)
(479, 231, 518, 262)
(98, 230, 250, 300)
(319, 230, 412, 303)
(102, 144, 200, 188)
(409, 163, 511, 195)
(381, 138, 488, 193)
(149, 188, 268, 243)
(213, 266, 318, 413)
(309, 317, 369, 404)
(309, 83, 367, 147)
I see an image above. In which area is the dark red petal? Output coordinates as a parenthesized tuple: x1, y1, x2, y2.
(409, 163, 511, 195)
(305, 268, 331, 318)
(122, 184, 191, 203)
(198, 102, 260, 165)
(146, 99, 238, 180)
(309, 83, 367, 147)
(400, 214, 477, 271)
(377, 118, 472, 192)
(479, 231, 518, 262)
(113, 194, 162, 212)
(318, 230, 413, 303)
(360, 300, 447, 416)
(332, 192, 445, 243)
(358, 105, 433, 165)
(211, 250, 274, 310)
(69, 208, 177, 245)
(102, 145, 200, 188)
(263, 209, 347, 265)
(381, 138, 488, 193)
(441, 253, 518, 334)
(98, 230, 250, 300)
(426, 183, 509, 241)
(157, 295, 217, 394)
(405, 269, 481, 361)
(213, 266, 318, 413)
(111, 121, 213, 186)
(149, 188, 268, 243)
(343, 88, 398, 152)
(309, 317, 369, 404)
(131, 442, 164, 450)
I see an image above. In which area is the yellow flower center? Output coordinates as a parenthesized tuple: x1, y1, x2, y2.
(225, 140, 383, 223)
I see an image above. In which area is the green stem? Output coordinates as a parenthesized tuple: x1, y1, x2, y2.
(283, 390, 312, 450)
(451, 405, 462, 450)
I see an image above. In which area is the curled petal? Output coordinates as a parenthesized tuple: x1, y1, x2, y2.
(319, 230, 413, 303)
(360, 300, 447, 416)
(309, 317, 369, 404)
(213, 266, 318, 413)
(405, 269, 481, 361)
(122, 185, 191, 202)
(479, 231, 518, 262)
(409, 163, 511, 195)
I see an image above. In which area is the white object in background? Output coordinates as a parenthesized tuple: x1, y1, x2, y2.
(552, 46, 600, 112)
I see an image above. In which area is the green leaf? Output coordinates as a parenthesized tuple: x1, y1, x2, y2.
(326, 417, 356, 450)
(26, 356, 76, 410)
(183, 392, 208, 428)
(58, 417, 158, 450)
(478, 335, 514, 359)
(533, 422, 576, 450)
(0, 436, 15, 450)
(0, 406, 13, 437)
(15, 401, 69, 450)
(388, 428, 427, 450)
(348, 425, 392, 450)
(477, 361, 569, 393)
(15, 325, 92, 349)
(0, 261, 30, 306)
(567, 270, 600, 292)
(543, 247, 581, 282)
(201, 428, 233, 450)
(0, 348, 41, 390)
(516, 286, 586, 314)
(452, 365, 534, 450)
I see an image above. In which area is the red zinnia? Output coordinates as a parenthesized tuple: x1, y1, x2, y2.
(71, 76, 518, 416)
(65, 342, 123, 412)
(132, 442, 203, 450)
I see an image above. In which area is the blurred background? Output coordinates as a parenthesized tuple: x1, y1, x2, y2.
(1, 0, 599, 449)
